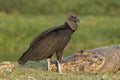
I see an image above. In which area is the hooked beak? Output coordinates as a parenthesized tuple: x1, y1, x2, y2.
(75, 18, 80, 23)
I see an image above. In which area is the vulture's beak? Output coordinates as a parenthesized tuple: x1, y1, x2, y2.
(78, 19, 80, 23)
(76, 18, 80, 23)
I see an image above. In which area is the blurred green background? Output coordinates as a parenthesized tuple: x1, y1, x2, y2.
(0, 0, 120, 15)
(0, 0, 120, 62)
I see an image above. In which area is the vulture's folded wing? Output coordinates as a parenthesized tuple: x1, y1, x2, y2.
(30, 26, 65, 47)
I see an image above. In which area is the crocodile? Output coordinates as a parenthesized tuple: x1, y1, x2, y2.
(50, 45, 120, 73)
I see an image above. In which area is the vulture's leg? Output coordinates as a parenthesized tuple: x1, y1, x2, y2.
(56, 50, 63, 74)
(47, 54, 53, 71)
(47, 58, 51, 71)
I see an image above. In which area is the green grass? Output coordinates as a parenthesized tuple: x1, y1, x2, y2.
(7, 69, 120, 80)
(0, 61, 120, 80)
(0, 13, 120, 79)
(0, 0, 120, 15)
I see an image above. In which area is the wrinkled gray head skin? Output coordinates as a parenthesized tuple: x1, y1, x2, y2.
(67, 13, 80, 22)
(66, 13, 80, 31)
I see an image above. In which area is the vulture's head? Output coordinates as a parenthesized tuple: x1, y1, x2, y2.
(66, 13, 80, 31)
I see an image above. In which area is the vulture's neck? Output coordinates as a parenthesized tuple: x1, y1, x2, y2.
(64, 22, 75, 32)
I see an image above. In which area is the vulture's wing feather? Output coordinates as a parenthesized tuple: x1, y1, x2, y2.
(30, 26, 65, 47)
(18, 25, 67, 64)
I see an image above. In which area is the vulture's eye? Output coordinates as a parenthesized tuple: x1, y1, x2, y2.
(73, 16, 77, 19)
(71, 16, 75, 18)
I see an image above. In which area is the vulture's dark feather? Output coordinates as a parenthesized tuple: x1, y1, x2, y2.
(30, 25, 68, 47)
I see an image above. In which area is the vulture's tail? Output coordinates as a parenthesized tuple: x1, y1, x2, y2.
(18, 48, 31, 65)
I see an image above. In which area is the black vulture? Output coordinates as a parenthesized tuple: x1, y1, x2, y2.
(18, 13, 80, 73)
